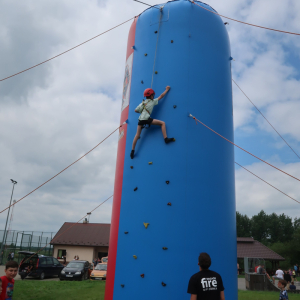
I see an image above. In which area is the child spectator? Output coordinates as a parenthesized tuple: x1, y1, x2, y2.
(292, 269, 297, 281)
(130, 86, 175, 159)
(0, 260, 18, 300)
(290, 281, 296, 290)
(278, 280, 289, 299)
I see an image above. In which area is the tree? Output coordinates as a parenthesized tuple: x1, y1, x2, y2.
(251, 210, 269, 242)
(236, 212, 252, 237)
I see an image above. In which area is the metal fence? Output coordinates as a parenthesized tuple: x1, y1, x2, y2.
(0, 230, 56, 264)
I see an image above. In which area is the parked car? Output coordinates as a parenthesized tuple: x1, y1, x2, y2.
(101, 256, 108, 263)
(60, 260, 90, 281)
(18, 251, 64, 280)
(90, 263, 107, 280)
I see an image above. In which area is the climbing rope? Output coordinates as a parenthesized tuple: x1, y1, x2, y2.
(22, 194, 113, 263)
(151, 8, 163, 88)
(190, 0, 300, 36)
(0, 18, 135, 82)
(235, 162, 300, 205)
(189, 114, 300, 183)
(0, 123, 126, 215)
(232, 79, 300, 160)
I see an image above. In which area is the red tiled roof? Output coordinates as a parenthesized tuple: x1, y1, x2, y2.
(50, 222, 110, 247)
(237, 237, 284, 261)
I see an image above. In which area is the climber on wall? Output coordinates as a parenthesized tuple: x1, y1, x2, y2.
(130, 86, 175, 159)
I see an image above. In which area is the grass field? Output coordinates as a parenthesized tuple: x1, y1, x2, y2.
(13, 280, 300, 299)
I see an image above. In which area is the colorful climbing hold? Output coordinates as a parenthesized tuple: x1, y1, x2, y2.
(162, 282, 167, 287)
(148, 162, 153, 165)
(124, 231, 128, 234)
(154, 31, 158, 34)
(144, 53, 147, 56)
(140, 274, 145, 278)
(162, 247, 168, 250)
(133, 255, 137, 259)
(166, 181, 170, 184)
(155, 71, 158, 74)
(134, 187, 138, 191)
(130, 166, 134, 169)
(121, 284, 125, 288)
(171, 40, 174, 43)
(143, 222, 150, 229)
(173, 105, 177, 108)
(167, 202, 172, 206)
(141, 80, 144, 84)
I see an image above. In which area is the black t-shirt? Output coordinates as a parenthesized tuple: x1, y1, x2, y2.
(284, 273, 291, 282)
(187, 269, 224, 300)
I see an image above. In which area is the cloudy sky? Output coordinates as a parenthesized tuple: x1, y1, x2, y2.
(0, 0, 300, 235)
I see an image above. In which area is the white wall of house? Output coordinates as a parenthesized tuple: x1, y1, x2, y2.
(53, 245, 94, 263)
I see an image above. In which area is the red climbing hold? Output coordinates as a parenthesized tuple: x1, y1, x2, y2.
(167, 202, 172, 206)
(140, 274, 145, 278)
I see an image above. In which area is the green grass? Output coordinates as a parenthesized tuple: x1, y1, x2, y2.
(13, 280, 300, 300)
(238, 290, 300, 299)
(14, 280, 106, 300)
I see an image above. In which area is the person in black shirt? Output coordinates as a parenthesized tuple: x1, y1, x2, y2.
(187, 252, 225, 300)
(284, 270, 292, 290)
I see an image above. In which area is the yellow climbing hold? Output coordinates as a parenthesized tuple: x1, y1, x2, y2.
(133, 255, 137, 259)
(143, 223, 150, 229)
(148, 162, 153, 165)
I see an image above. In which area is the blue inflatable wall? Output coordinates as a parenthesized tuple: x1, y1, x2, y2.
(106, 1, 237, 299)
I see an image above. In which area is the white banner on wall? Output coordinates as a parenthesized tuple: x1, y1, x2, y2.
(121, 53, 133, 112)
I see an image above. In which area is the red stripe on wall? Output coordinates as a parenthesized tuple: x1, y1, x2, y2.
(104, 17, 138, 300)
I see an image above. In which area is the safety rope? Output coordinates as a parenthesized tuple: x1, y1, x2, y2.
(22, 195, 113, 264)
(235, 162, 300, 204)
(232, 79, 300, 160)
(190, 1, 300, 36)
(151, 8, 163, 88)
(189, 114, 300, 183)
(0, 123, 126, 215)
(0, 18, 135, 82)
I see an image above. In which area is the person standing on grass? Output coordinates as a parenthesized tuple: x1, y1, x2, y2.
(278, 279, 289, 299)
(130, 86, 175, 159)
(0, 260, 18, 300)
(187, 252, 225, 300)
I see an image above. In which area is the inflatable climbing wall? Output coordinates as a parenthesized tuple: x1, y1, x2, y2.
(105, 0, 237, 299)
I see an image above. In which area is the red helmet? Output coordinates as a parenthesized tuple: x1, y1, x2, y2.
(144, 88, 155, 98)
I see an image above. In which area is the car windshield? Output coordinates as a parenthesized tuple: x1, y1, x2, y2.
(95, 264, 107, 271)
(66, 262, 84, 268)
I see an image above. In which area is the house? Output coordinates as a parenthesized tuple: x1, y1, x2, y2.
(237, 237, 285, 271)
(50, 222, 110, 263)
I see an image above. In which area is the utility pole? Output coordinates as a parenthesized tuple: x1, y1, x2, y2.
(0, 179, 17, 264)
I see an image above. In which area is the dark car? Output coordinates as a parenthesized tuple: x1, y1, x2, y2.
(18, 251, 64, 280)
(60, 260, 90, 281)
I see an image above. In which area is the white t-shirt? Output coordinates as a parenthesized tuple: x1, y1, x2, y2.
(275, 269, 284, 279)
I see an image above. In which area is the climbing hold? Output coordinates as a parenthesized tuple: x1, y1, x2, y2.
(134, 187, 138, 191)
(140, 274, 145, 278)
(121, 284, 125, 288)
(166, 181, 170, 184)
(144, 53, 147, 56)
(133, 255, 137, 259)
(131, 46, 135, 50)
(141, 80, 144, 84)
(130, 166, 133, 169)
(229, 57, 235, 61)
(154, 31, 158, 34)
(162, 282, 167, 287)
(143, 222, 150, 229)
(173, 105, 177, 108)
(224, 22, 229, 25)
(148, 162, 153, 165)
(155, 71, 158, 74)
(124, 231, 128, 234)
(162, 247, 168, 250)
(171, 40, 174, 43)
(167, 202, 172, 206)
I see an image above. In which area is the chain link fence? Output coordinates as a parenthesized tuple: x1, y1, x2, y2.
(0, 230, 56, 264)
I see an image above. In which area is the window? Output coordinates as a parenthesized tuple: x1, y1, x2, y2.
(57, 249, 66, 259)
(46, 257, 53, 265)
(53, 258, 60, 265)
